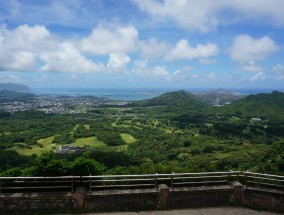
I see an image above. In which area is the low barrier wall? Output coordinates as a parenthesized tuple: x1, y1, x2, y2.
(1, 182, 284, 214)
(0, 171, 283, 214)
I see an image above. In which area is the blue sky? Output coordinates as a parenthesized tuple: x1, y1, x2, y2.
(0, 0, 284, 89)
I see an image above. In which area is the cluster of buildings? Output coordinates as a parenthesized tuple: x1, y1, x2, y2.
(0, 96, 131, 114)
(56, 146, 84, 154)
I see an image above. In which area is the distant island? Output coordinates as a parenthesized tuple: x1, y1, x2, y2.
(0, 83, 30, 91)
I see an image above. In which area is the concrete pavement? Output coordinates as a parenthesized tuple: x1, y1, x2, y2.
(72, 207, 281, 215)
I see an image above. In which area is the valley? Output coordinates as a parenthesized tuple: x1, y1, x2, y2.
(0, 89, 283, 177)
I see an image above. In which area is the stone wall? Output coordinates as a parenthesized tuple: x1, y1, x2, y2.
(0, 182, 284, 214)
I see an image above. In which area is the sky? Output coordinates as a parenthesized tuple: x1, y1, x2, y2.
(0, 0, 284, 89)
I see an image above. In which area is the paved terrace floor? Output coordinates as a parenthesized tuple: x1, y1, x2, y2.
(61, 207, 281, 215)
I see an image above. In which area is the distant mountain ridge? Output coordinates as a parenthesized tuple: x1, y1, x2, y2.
(0, 83, 30, 91)
(133, 90, 204, 108)
(221, 90, 284, 119)
(133, 89, 284, 120)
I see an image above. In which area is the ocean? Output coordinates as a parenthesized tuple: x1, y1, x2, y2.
(30, 88, 284, 101)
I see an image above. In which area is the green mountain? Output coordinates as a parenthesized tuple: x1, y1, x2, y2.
(133, 90, 204, 108)
(0, 83, 30, 91)
(0, 90, 34, 98)
(220, 90, 284, 120)
(132, 89, 284, 122)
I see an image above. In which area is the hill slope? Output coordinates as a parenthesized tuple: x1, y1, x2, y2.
(220, 90, 284, 120)
(133, 90, 204, 108)
(0, 83, 30, 91)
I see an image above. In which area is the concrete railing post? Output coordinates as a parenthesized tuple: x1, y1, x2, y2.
(157, 184, 170, 210)
(74, 187, 87, 210)
(231, 181, 244, 206)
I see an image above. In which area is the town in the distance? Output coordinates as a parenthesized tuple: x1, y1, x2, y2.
(0, 83, 244, 114)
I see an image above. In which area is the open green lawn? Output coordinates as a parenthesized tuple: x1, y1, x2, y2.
(84, 124, 90, 129)
(7, 131, 139, 156)
(8, 136, 59, 156)
(74, 136, 106, 147)
(121, 133, 137, 144)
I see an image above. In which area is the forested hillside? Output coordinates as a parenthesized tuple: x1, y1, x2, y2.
(0, 90, 284, 177)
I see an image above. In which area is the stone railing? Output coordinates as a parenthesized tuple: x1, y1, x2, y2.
(0, 171, 283, 214)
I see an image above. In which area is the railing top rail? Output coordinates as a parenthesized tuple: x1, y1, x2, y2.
(243, 171, 284, 179)
(82, 171, 241, 179)
(0, 176, 81, 180)
(1, 171, 283, 181)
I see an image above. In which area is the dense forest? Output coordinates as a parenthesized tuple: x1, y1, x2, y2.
(0, 90, 284, 176)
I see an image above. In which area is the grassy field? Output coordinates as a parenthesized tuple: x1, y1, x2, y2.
(8, 136, 59, 156)
(74, 136, 106, 147)
(7, 133, 136, 156)
(121, 133, 137, 144)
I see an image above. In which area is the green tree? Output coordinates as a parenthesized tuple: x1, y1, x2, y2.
(32, 151, 68, 176)
(68, 157, 106, 176)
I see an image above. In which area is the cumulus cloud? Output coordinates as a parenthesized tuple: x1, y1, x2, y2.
(40, 42, 104, 73)
(107, 53, 131, 72)
(0, 73, 27, 83)
(139, 37, 169, 60)
(133, 0, 284, 32)
(239, 61, 263, 73)
(0, 24, 55, 71)
(0, 0, 97, 29)
(1, 24, 56, 52)
(273, 64, 284, 74)
(0, 24, 106, 74)
(198, 58, 216, 65)
(207, 72, 217, 80)
(229, 34, 278, 62)
(273, 64, 284, 80)
(165, 39, 218, 61)
(172, 69, 198, 82)
(80, 24, 138, 55)
(132, 60, 171, 79)
(250, 72, 265, 82)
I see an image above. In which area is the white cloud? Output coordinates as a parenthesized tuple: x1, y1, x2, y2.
(207, 72, 217, 80)
(139, 37, 169, 60)
(250, 72, 265, 82)
(80, 24, 138, 55)
(132, 60, 171, 79)
(165, 39, 218, 61)
(151, 66, 169, 77)
(172, 69, 198, 82)
(40, 42, 104, 73)
(0, 73, 26, 83)
(133, 0, 284, 32)
(107, 53, 131, 72)
(273, 64, 284, 80)
(0, 46, 36, 71)
(134, 59, 148, 69)
(0, 0, 97, 29)
(273, 64, 284, 74)
(198, 58, 216, 65)
(229, 34, 278, 62)
(1, 24, 56, 52)
(133, 0, 219, 32)
(0, 25, 51, 71)
(239, 61, 263, 73)
(0, 24, 55, 71)
(0, 24, 106, 74)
